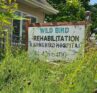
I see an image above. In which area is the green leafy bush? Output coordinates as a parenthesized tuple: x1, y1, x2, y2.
(0, 0, 17, 60)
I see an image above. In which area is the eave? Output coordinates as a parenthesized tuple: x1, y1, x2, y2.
(17, 0, 59, 15)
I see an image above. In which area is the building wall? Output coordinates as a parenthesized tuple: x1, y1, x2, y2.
(18, 2, 45, 23)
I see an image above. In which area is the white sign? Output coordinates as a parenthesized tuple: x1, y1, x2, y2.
(28, 25, 85, 61)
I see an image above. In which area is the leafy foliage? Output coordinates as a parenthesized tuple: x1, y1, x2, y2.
(46, 0, 97, 31)
(90, 4, 97, 30)
(46, 0, 85, 22)
(0, 0, 17, 59)
(80, 0, 90, 10)
(0, 0, 17, 24)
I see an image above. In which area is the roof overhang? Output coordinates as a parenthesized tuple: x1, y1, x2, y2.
(17, 0, 59, 15)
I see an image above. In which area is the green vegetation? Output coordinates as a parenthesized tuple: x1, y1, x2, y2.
(46, 0, 97, 31)
(46, 0, 85, 22)
(0, 0, 17, 59)
(91, 4, 97, 30)
(0, 49, 97, 93)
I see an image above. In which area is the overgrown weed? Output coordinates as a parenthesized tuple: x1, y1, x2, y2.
(0, 48, 97, 93)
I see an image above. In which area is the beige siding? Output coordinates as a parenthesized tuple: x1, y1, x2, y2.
(18, 2, 45, 23)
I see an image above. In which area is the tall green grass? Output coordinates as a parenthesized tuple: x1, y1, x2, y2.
(0, 49, 97, 93)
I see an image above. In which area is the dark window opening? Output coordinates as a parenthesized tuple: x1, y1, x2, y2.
(12, 11, 38, 45)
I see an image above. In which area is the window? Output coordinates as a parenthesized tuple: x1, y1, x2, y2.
(12, 11, 38, 44)
(12, 11, 21, 43)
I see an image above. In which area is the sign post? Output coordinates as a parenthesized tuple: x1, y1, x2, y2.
(28, 22, 85, 61)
